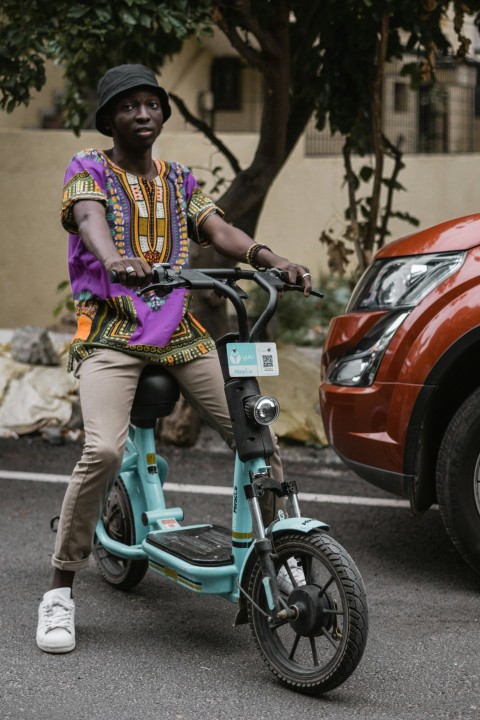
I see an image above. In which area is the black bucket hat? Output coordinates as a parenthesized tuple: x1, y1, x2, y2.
(95, 64, 172, 136)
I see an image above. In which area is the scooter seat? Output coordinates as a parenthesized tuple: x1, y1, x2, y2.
(131, 365, 180, 427)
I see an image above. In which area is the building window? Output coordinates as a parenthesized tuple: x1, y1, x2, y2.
(475, 66, 480, 117)
(394, 82, 408, 113)
(418, 83, 448, 153)
(211, 57, 242, 111)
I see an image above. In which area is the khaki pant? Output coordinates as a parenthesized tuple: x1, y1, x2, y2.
(53, 348, 284, 571)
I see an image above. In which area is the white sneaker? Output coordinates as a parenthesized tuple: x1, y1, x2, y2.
(36, 587, 75, 653)
(277, 558, 306, 595)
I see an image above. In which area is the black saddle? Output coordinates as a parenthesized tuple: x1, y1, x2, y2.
(130, 365, 180, 428)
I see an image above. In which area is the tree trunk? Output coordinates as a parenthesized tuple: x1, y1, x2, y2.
(165, 0, 316, 443)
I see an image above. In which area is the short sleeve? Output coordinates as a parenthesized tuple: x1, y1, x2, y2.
(186, 186, 224, 247)
(61, 150, 108, 234)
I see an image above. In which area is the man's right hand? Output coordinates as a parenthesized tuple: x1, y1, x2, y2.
(107, 257, 153, 287)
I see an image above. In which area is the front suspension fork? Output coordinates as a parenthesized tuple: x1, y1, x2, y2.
(246, 471, 301, 622)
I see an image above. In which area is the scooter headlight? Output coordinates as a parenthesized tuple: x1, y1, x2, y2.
(243, 395, 280, 426)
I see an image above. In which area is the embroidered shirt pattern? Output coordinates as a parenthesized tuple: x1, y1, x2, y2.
(61, 149, 222, 369)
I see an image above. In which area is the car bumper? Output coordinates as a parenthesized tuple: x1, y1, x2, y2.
(320, 380, 423, 495)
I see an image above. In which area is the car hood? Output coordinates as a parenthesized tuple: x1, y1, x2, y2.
(376, 214, 480, 258)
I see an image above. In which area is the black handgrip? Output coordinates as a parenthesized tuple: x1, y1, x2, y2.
(292, 284, 324, 298)
(281, 277, 324, 298)
(263, 269, 324, 298)
(110, 270, 119, 283)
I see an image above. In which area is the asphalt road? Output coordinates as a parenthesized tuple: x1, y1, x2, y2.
(1, 435, 479, 720)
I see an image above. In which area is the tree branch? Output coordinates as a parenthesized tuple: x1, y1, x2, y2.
(213, 0, 290, 70)
(235, 0, 279, 56)
(365, 9, 390, 254)
(342, 139, 366, 271)
(168, 92, 242, 176)
(213, 4, 265, 70)
(247, 0, 292, 58)
(378, 134, 404, 248)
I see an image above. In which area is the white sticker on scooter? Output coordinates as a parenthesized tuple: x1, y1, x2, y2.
(226, 342, 279, 377)
(160, 518, 181, 530)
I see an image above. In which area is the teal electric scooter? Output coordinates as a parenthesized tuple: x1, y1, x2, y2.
(93, 265, 368, 695)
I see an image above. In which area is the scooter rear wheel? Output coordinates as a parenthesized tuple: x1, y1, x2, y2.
(247, 531, 368, 695)
(93, 477, 148, 590)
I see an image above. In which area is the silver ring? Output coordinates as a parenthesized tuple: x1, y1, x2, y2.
(125, 266, 135, 274)
(302, 272, 311, 279)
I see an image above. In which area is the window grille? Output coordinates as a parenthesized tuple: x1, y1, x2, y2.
(305, 63, 480, 156)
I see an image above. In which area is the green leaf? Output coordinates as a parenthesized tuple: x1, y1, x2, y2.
(382, 178, 406, 191)
(66, 7, 90, 19)
(56, 280, 70, 293)
(360, 204, 370, 220)
(119, 8, 138, 26)
(139, 13, 152, 28)
(359, 165, 374, 182)
(390, 211, 420, 227)
(95, 9, 112, 23)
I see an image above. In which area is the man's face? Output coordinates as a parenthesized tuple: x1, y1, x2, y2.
(104, 87, 164, 150)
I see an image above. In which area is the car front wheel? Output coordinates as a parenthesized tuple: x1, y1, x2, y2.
(436, 386, 480, 575)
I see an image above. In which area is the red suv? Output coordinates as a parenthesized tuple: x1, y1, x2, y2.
(320, 214, 480, 575)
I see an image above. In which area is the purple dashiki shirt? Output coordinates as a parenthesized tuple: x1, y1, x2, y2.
(61, 148, 222, 370)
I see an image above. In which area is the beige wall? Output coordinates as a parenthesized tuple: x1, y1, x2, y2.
(0, 63, 65, 130)
(1, 127, 480, 328)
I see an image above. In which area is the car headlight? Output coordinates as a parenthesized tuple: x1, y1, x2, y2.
(347, 251, 465, 312)
(326, 311, 409, 386)
(326, 251, 465, 387)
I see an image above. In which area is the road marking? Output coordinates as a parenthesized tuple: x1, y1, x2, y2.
(0, 469, 412, 509)
(0, 470, 69, 484)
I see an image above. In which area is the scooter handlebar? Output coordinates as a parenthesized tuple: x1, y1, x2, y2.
(110, 264, 322, 295)
(109, 264, 322, 341)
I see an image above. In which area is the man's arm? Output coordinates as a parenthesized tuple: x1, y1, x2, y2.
(72, 200, 152, 286)
(200, 213, 312, 295)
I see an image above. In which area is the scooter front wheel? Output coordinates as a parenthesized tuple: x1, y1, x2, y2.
(247, 531, 368, 695)
(93, 477, 148, 591)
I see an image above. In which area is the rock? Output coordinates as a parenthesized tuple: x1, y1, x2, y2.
(259, 344, 326, 445)
(11, 326, 60, 365)
(0, 362, 78, 434)
(66, 397, 83, 430)
(0, 428, 19, 439)
(159, 396, 202, 447)
(40, 426, 65, 445)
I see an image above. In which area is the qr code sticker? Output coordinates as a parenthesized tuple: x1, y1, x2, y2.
(262, 354, 274, 369)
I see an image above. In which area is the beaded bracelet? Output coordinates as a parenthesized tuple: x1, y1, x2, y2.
(245, 242, 261, 266)
(246, 242, 272, 271)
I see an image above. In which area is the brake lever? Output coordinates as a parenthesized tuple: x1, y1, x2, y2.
(137, 282, 175, 297)
(265, 269, 323, 298)
(283, 282, 324, 298)
(137, 263, 185, 297)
